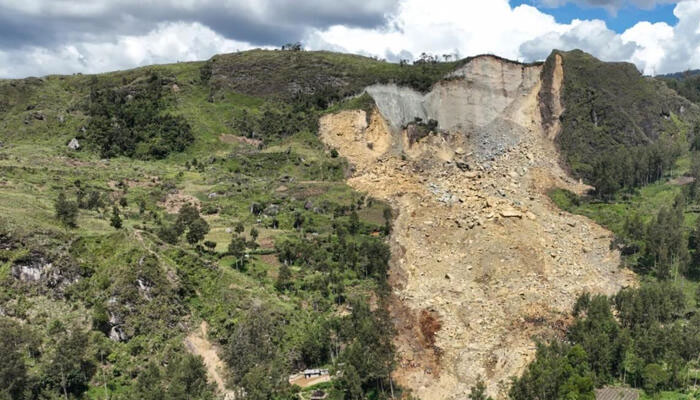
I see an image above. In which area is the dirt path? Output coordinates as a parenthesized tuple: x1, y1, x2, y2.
(185, 321, 236, 399)
(319, 58, 634, 399)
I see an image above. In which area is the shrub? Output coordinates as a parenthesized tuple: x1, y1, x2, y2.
(55, 192, 79, 227)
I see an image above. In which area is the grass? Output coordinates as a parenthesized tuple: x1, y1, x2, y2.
(0, 48, 401, 397)
(639, 390, 700, 400)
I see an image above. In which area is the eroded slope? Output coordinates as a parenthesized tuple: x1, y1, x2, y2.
(320, 56, 634, 399)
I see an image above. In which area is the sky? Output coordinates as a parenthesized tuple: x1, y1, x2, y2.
(0, 0, 699, 78)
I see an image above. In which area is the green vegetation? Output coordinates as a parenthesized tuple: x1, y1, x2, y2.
(523, 51, 700, 400)
(86, 72, 194, 159)
(0, 48, 446, 399)
(205, 49, 460, 101)
(545, 50, 700, 181)
(511, 283, 700, 399)
(662, 73, 700, 104)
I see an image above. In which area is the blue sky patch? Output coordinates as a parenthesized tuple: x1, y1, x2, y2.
(510, 1, 678, 32)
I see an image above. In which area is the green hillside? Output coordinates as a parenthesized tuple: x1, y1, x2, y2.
(533, 52, 700, 400)
(544, 50, 700, 182)
(0, 50, 458, 400)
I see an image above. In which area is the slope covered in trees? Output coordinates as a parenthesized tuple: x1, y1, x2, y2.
(543, 50, 700, 183)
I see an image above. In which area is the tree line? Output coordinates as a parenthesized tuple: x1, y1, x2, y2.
(510, 281, 700, 398)
(589, 136, 684, 200)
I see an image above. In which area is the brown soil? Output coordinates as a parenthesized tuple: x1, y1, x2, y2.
(184, 321, 236, 399)
(319, 64, 635, 399)
(159, 192, 201, 214)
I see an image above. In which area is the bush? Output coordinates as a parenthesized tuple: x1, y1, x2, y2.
(55, 191, 79, 227)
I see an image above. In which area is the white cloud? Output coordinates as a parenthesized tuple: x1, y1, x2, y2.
(520, 19, 638, 64)
(2, 0, 700, 78)
(0, 22, 257, 78)
(305, 0, 563, 62)
(305, 0, 700, 75)
(621, 21, 674, 74)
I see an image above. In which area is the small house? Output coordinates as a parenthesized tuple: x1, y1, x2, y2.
(303, 369, 329, 379)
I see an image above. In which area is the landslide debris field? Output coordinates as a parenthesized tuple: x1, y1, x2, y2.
(321, 55, 636, 399)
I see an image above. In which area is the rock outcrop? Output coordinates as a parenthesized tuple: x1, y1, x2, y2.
(11, 251, 80, 295)
(319, 55, 635, 399)
(366, 56, 543, 163)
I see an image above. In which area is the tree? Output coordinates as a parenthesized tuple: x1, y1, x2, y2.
(186, 217, 210, 245)
(228, 235, 247, 269)
(110, 205, 122, 229)
(223, 304, 282, 386)
(43, 327, 95, 399)
(250, 227, 259, 242)
(135, 362, 165, 400)
(55, 191, 79, 227)
(234, 222, 245, 235)
(176, 203, 200, 233)
(0, 318, 31, 400)
(91, 303, 110, 335)
(275, 264, 292, 292)
(348, 211, 360, 234)
(293, 212, 305, 230)
(642, 363, 667, 393)
(157, 224, 180, 244)
(85, 191, 103, 210)
(165, 354, 214, 400)
(383, 207, 393, 233)
(509, 342, 594, 400)
(138, 198, 147, 214)
(334, 363, 363, 400)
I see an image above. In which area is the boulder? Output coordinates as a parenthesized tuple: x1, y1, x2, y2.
(67, 138, 80, 150)
(500, 208, 522, 218)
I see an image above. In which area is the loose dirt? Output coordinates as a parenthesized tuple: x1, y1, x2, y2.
(319, 56, 635, 399)
(159, 192, 201, 214)
(184, 321, 236, 399)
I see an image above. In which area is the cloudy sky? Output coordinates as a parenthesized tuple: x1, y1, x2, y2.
(1, 0, 699, 78)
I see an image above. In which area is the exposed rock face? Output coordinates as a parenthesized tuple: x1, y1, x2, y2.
(319, 55, 635, 399)
(11, 251, 78, 293)
(539, 54, 565, 140)
(366, 56, 543, 162)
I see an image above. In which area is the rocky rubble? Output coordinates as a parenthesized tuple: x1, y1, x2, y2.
(319, 55, 635, 399)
